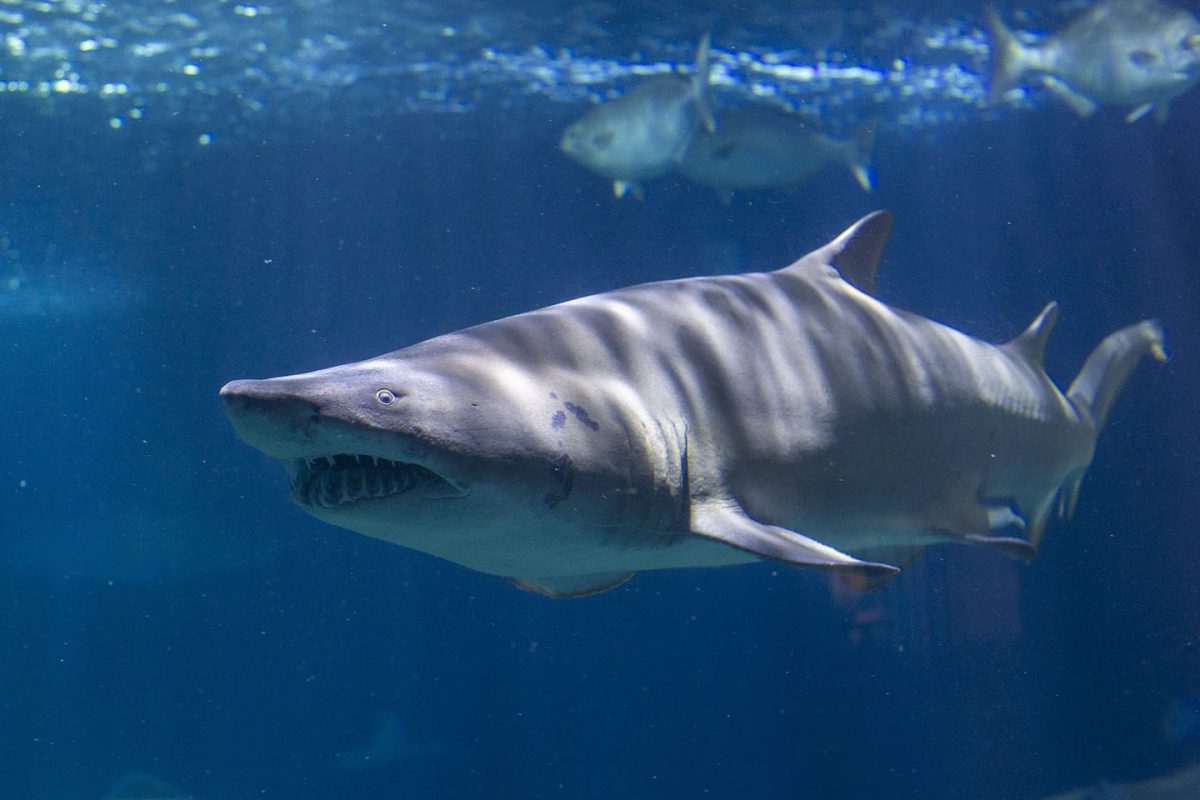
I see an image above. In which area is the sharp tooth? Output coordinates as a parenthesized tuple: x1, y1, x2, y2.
(326, 455, 336, 467)
(371, 456, 379, 467)
(322, 471, 338, 506)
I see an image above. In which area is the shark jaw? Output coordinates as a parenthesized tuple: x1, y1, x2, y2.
(286, 453, 466, 511)
(218, 376, 473, 518)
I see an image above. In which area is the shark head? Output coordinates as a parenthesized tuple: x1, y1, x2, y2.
(220, 329, 684, 581)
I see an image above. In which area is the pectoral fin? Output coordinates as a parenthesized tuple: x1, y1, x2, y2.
(1125, 102, 1155, 123)
(1041, 76, 1098, 117)
(512, 572, 634, 598)
(690, 499, 899, 589)
(963, 533, 1037, 562)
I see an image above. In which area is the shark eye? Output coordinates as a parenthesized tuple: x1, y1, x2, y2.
(592, 131, 615, 149)
(375, 389, 397, 406)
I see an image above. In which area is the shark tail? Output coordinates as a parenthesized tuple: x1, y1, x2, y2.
(983, 7, 1037, 106)
(1022, 319, 1168, 547)
(1068, 319, 1168, 432)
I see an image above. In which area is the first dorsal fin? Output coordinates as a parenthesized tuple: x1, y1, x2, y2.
(1004, 302, 1059, 367)
(780, 210, 893, 296)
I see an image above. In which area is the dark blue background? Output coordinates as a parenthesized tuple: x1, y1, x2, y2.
(1, 64, 1197, 800)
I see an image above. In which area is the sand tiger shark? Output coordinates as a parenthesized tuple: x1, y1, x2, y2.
(220, 212, 1166, 597)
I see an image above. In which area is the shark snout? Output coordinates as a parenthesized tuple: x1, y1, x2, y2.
(220, 378, 318, 419)
(220, 378, 325, 457)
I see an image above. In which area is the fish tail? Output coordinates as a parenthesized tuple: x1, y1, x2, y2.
(1068, 319, 1167, 433)
(983, 7, 1034, 106)
(1021, 320, 1169, 545)
(691, 33, 716, 133)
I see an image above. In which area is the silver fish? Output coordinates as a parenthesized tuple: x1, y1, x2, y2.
(680, 106, 874, 199)
(985, 0, 1200, 123)
(560, 35, 714, 199)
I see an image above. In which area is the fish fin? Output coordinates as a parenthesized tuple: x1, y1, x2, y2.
(851, 165, 874, 193)
(1126, 102, 1155, 123)
(689, 498, 900, 589)
(846, 122, 876, 192)
(1022, 490, 1058, 551)
(1018, 322, 1166, 550)
(834, 544, 926, 592)
(1057, 470, 1085, 521)
(1041, 76, 1098, 117)
(963, 533, 1037, 562)
(784, 210, 893, 296)
(984, 6, 1033, 105)
(1003, 302, 1058, 367)
(691, 33, 716, 133)
(512, 572, 634, 598)
(986, 505, 1025, 531)
(613, 180, 645, 200)
(1068, 319, 1167, 431)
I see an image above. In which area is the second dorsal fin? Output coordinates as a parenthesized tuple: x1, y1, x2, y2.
(1005, 302, 1059, 367)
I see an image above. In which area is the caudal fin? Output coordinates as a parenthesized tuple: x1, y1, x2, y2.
(1068, 319, 1168, 431)
(1023, 319, 1167, 549)
(983, 7, 1032, 106)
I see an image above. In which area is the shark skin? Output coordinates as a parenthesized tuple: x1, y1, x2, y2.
(220, 212, 1166, 597)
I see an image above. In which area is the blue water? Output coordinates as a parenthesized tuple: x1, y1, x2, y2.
(1, 1, 1198, 798)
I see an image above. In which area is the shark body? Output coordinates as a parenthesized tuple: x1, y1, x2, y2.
(221, 213, 1165, 597)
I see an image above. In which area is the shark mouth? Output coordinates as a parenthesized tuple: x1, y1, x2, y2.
(290, 454, 461, 509)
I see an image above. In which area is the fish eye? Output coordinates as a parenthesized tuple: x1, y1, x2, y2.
(375, 388, 397, 406)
